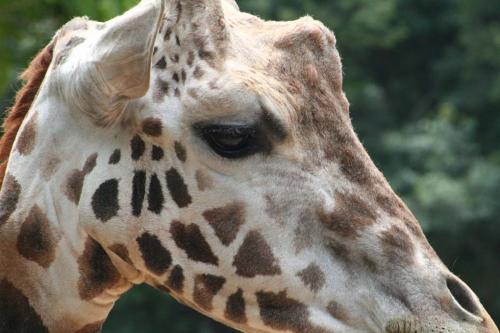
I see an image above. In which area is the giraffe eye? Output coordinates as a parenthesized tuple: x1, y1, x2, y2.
(199, 125, 259, 159)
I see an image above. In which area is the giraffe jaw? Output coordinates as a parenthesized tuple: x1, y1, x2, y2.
(385, 317, 497, 333)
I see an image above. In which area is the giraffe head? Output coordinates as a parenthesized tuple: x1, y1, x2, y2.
(0, 0, 497, 332)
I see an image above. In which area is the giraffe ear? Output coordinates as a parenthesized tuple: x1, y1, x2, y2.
(91, 0, 165, 100)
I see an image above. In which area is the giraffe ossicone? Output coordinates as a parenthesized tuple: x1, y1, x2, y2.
(0, 0, 498, 332)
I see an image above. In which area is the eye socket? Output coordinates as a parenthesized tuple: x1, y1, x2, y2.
(199, 125, 260, 159)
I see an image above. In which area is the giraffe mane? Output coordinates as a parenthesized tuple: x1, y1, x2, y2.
(0, 41, 54, 187)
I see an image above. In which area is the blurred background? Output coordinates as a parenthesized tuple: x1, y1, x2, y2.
(0, 0, 499, 331)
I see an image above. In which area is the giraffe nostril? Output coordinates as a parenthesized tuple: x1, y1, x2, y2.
(446, 277, 481, 317)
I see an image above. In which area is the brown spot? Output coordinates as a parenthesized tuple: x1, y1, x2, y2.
(327, 300, 349, 322)
(264, 194, 286, 225)
(147, 173, 164, 214)
(64, 170, 85, 204)
(41, 156, 61, 180)
(193, 66, 204, 79)
(174, 141, 187, 162)
(203, 202, 246, 246)
(108, 244, 132, 265)
(91, 179, 120, 222)
(175, 88, 181, 97)
(319, 192, 377, 238)
(131, 170, 146, 217)
(164, 28, 172, 40)
(109, 149, 121, 165)
(155, 56, 167, 69)
(380, 225, 415, 265)
(154, 78, 169, 102)
(16, 113, 37, 156)
(77, 237, 121, 300)
(170, 221, 218, 265)
(188, 88, 199, 99)
(293, 223, 314, 254)
(256, 290, 328, 333)
(58, 155, 94, 205)
(297, 263, 325, 293)
(152, 145, 164, 161)
(225, 289, 247, 324)
(193, 274, 226, 311)
(131, 135, 146, 160)
(181, 69, 187, 83)
(0, 279, 48, 332)
(361, 254, 378, 273)
(338, 149, 372, 185)
(136, 232, 172, 275)
(75, 321, 104, 333)
(0, 174, 21, 227)
(17, 205, 60, 268)
(166, 168, 192, 208)
(376, 192, 406, 218)
(328, 243, 353, 268)
(195, 169, 213, 191)
(142, 117, 163, 137)
(166, 265, 184, 293)
(172, 72, 180, 82)
(171, 54, 180, 63)
(233, 231, 281, 278)
(82, 153, 98, 174)
(187, 51, 195, 66)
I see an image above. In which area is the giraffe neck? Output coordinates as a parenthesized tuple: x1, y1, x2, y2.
(0, 217, 135, 332)
(0, 173, 132, 332)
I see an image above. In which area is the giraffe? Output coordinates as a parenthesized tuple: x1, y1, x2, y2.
(0, 0, 497, 332)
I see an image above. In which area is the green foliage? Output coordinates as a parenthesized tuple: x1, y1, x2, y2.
(0, 0, 499, 329)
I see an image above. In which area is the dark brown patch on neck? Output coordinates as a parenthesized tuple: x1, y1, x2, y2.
(0, 173, 21, 227)
(136, 232, 172, 275)
(91, 179, 120, 222)
(0, 279, 49, 333)
(203, 201, 246, 246)
(193, 274, 226, 311)
(77, 237, 121, 300)
(233, 230, 281, 278)
(225, 289, 247, 324)
(15, 114, 38, 156)
(16, 205, 60, 268)
(170, 221, 219, 266)
(64, 153, 98, 205)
